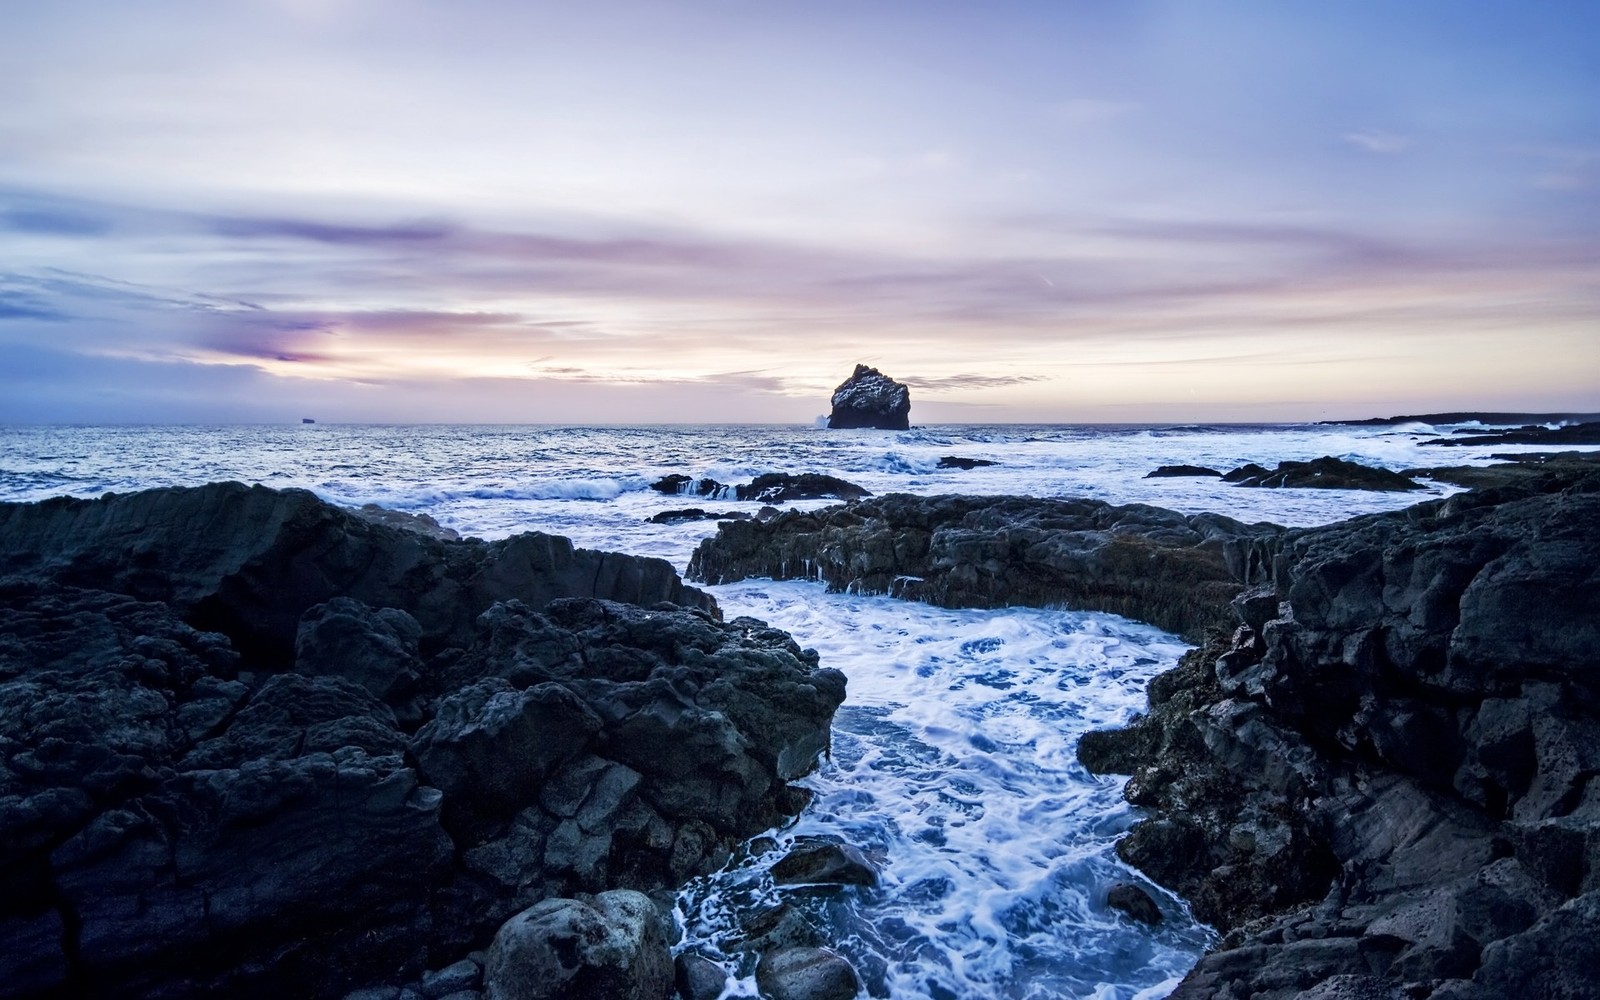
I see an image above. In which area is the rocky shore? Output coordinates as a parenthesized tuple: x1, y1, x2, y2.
(1080, 466, 1600, 997)
(0, 483, 844, 999)
(688, 462, 1600, 998)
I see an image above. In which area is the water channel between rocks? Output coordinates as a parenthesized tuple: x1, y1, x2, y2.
(673, 579, 1217, 1000)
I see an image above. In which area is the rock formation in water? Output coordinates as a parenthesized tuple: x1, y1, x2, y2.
(688, 493, 1283, 641)
(0, 484, 844, 999)
(733, 473, 871, 504)
(1420, 420, 1600, 448)
(1221, 456, 1423, 491)
(1080, 468, 1600, 998)
(826, 365, 911, 431)
(650, 472, 869, 504)
(1145, 465, 1222, 478)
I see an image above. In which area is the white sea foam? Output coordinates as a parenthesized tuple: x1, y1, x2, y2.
(674, 581, 1216, 999)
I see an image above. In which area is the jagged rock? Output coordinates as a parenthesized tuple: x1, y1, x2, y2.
(690, 493, 1282, 641)
(1221, 456, 1422, 491)
(1106, 883, 1163, 925)
(295, 596, 425, 706)
(1082, 467, 1600, 998)
(351, 503, 461, 541)
(0, 482, 717, 660)
(771, 838, 879, 887)
(1406, 450, 1600, 491)
(733, 474, 871, 504)
(649, 476, 729, 498)
(481, 890, 672, 1000)
(1420, 420, 1600, 447)
(0, 485, 845, 999)
(826, 365, 910, 430)
(754, 946, 862, 1000)
(937, 456, 997, 470)
(1145, 465, 1222, 478)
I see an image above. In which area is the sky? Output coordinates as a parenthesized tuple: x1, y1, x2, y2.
(2, 0, 1597, 424)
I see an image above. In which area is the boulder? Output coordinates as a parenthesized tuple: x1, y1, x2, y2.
(771, 838, 879, 887)
(481, 891, 672, 1000)
(826, 365, 910, 430)
(673, 953, 726, 1000)
(1106, 883, 1163, 925)
(754, 946, 861, 1000)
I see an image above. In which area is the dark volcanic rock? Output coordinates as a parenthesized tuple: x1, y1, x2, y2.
(649, 476, 729, 499)
(826, 364, 910, 431)
(771, 838, 879, 887)
(1106, 883, 1164, 925)
(689, 493, 1282, 641)
(733, 474, 871, 504)
(937, 456, 997, 470)
(1222, 456, 1423, 491)
(673, 953, 726, 1000)
(645, 508, 750, 525)
(1406, 451, 1600, 490)
(0, 482, 717, 660)
(1420, 420, 1600, 447)
(1145, 465, 1222, 478)
(1326, 411, 1600, 427)
(755, 946, 861, 1000)
(1081, 467, 1600, 998)
(0, 487, 845, 1000)
(481, 890, 672, 1000)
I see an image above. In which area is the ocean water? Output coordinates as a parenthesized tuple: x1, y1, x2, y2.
(0, 420, 1553, 998)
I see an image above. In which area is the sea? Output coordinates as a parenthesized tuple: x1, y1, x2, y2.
(0, 420, 1559, 999)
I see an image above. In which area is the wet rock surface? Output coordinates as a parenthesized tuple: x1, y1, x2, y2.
(1146, 465, 1222, 478)
(0, 485, 843, 999)
(689, 492, 1283, 641)
(1221, 456, 1423, 491)
(825, 365, 910, 431)
(937, 456, 997, 470)
(645, 508, 750, 525)
(754, 946, 862, 1000)
(1081, 468, 1600, 998)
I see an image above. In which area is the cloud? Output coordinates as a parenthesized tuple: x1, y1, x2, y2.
(900, 373, 1051, 392)
(1, 208, 113, 236)
(1342, 131, 1413, 154)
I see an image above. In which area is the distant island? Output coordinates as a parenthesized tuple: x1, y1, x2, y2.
(1323, 411, 1600, 426)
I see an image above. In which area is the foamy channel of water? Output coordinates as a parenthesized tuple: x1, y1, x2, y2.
(673, 580, 1216, 1000)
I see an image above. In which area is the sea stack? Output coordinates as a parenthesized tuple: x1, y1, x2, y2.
(826, 364, 911, 430)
